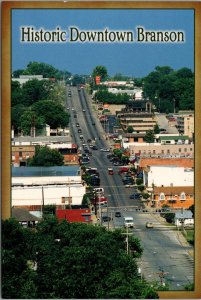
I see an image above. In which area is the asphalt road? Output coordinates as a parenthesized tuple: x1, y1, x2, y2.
(65, 87, 194, 291)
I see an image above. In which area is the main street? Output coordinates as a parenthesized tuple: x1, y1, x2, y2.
(65, 86, 194, 290)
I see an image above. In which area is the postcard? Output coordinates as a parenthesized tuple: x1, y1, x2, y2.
(2, 1, 201, 299)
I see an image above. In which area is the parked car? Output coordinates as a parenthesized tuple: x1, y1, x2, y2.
(129, 193, 142, 199)
(115, 211, 121, 217)
(102, 215, 111, 222)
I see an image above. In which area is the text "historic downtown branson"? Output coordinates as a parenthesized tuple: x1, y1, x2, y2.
(20, 26, 185, 43)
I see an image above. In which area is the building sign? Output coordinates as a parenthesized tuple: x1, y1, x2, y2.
(95, 76, 101, 85)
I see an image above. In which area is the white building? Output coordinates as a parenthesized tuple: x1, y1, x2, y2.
(12, 75, 48, 85)
(144, 165, 194, 188)
(174, 210, 194, 227)
(12, 166, 85, 210)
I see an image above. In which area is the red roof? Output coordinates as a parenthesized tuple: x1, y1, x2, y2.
(139, 158, 194, 168)
(56, 209, 92, 223)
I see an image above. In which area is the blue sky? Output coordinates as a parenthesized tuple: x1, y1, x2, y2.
(12, 9, 194, 77)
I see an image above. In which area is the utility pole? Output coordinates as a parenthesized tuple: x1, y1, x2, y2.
(41, 186, 44, 217)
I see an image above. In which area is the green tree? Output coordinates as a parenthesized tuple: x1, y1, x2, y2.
(188, 204, 194, 218)
(143, 66, 194, 113)
(28, 145, 64, 166)
(2, 219, 37, 299)
(26, 61, 71, 80)
(21, 79, 51, 106)
(127, 126, 134, 133)
(2, 217, 159, 299)
(34, 217, 157, 298)
(144, 130, 155, 143)
(32, 100, 69, 128)
(95, 89, 129, 104)
(19, 110, 45, 135)
(92, 65, 108, 82)
(43, 204, 56, 216)
(12, 69, 25, 78)
(154, 124, 160, 134)
(11, 104, 27, 130)
(11, 80, 23, 106)
(82, 194, 90, 207)
(112, 73, 130, 81)
(184, 282, 194, 291)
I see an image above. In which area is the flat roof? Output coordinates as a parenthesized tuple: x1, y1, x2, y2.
(159, 136, 189, 140)
(12, 166, 80, 177)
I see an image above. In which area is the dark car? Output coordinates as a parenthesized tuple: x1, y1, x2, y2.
(129, 193, 142, 199)
(115, 211, 121, 217)
(102, 215, 111, 222)
(92, 145, 98, 150)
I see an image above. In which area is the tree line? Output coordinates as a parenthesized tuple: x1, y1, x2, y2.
(91, 65, 194, 113)
(12, 64, 70, 135)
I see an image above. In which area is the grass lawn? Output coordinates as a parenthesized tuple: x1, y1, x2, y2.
(183, 229, 194, 245)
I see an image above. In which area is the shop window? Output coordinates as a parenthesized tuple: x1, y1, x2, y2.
(159, 193, 165, 200)
(180, 192, 186, 200)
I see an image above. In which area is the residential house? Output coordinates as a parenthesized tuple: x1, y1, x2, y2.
(174, 210, 194, 227)
(12, 207, 41, 227)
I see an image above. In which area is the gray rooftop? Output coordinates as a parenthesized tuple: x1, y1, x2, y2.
(12, 166, 80, 177)
(13, 135, 72, 143)
(175, 210, 193, 219)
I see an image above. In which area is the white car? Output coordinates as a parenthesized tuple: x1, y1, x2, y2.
(100, 148, 110, 152)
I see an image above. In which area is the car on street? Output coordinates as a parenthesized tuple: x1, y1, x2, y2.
(100, 148, 110, 152)
(92, 145, 98, 150)
(115, 211, 121, 217)
(108, 168, 114, 175)
(76, 123, 80, 127)
(129, 193, 142, 199)
(102, 215, 111, 222)
(146, 222, 154, 228)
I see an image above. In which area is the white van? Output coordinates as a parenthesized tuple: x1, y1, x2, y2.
(124, 217, 134, 228)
